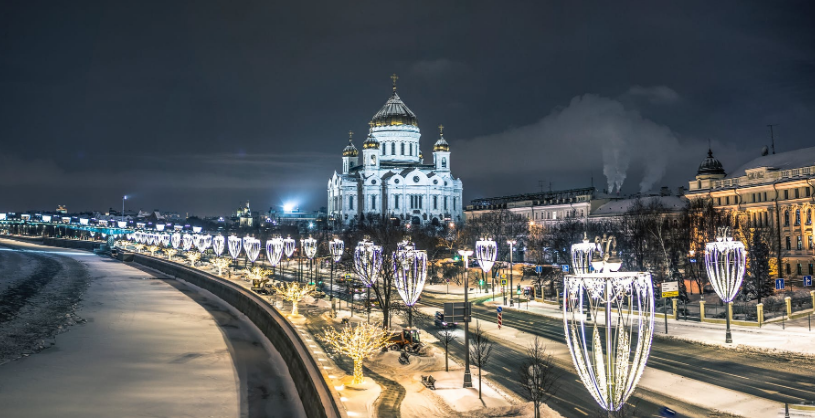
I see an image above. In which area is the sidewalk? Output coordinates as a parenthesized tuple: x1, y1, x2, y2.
(424, 281, 815, 356)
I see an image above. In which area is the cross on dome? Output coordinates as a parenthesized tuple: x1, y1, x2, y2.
(391, 73, 398, 91)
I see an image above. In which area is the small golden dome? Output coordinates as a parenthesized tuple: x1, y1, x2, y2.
(433, 124, 450, 152)
(363, 122, 380, 149)
(342, 131, 358, 156)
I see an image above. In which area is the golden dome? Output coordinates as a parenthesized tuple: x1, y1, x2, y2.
(433, 124, 450, 152)
(363, 122, 380, 149)
(342, 131, 358, 156)
(371, 76, 418, 127)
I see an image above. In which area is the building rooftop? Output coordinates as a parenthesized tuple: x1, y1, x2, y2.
(591, 195, 687, 217)
(469, 187, 596, 208)
(727, 146, 815, 179)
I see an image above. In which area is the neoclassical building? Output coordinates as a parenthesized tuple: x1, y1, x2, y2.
(685, 146, 815, 279)
(327, 77, 464, 229)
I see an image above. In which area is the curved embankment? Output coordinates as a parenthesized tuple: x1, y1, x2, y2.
(131, 253, 345, 418)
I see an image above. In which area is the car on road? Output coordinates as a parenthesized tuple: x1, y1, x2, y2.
(434, 311, 457, 329)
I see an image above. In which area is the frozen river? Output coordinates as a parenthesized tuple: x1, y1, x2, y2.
(0, 238, 306, 418)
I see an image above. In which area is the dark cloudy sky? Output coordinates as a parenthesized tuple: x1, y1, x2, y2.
(1, 1, 813, 215)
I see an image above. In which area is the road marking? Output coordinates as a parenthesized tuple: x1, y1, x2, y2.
(574, 407, 588, 415)
(698, 366, 750, 380)
(502, 366, 511, 372)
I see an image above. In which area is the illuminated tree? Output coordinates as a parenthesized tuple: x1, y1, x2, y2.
(186, 251, 201, 266)
(319, 322, 390, 385)
(278, 282, 315, 315)
(133, 243, 145, 253)
(165, 248, 178, 260)
(210, 257, 231, 276)
(147, 245, 160, 256)
(244, 266, 272, 281)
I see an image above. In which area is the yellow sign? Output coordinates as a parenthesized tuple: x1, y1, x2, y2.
(661, 281, 679, 298)
(500, 279, 507, 285)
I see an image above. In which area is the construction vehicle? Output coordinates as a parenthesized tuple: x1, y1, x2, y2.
(386, 328, 422, 353)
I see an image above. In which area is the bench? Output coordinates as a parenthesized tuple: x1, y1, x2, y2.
(421, 375, 436, 390)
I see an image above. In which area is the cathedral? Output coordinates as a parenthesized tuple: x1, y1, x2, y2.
(328, 75, 464, 229)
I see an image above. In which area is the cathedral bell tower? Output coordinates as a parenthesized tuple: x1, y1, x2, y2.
(341, 131, 359, 174)
(433, 124, 451, 172)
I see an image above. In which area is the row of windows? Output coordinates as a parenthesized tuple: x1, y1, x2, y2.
(720, 187, 814, 206)
(342, 195, 458, 211)
(380, 142, 419, 157)
(530, 209, 585, 220)
(784, 235, 814, 251)
(785, 263, 815, 276)
(783, 209, 813, 227)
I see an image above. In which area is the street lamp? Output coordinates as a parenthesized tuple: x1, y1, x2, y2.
(182, 234, 193, 251)
(303, 236, 318, 285)
(244, 237, 261, 267)
(212, 235, 225, 257)
(329, 238, 345, 312)
(283, 235, 296, 279)
(171, 232, 182, 250)
(507, 239, 517, 306)
(354, 239, 382, 323)
(476, 238, 497, 302)
(457, 249, 474, 389)
(704, 227, 746, 344)
(394, 244, 427, 328)
(266, 237, 284, 282)
(563, 271, 655, 412)
(228, 235, 242, 268)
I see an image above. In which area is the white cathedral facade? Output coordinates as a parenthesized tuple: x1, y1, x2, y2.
(328, 78, 464, 229)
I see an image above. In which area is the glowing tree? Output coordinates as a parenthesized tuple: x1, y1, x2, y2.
(393, 245, 428, 328)
(354, 239, 383, 322)
(318, 322, 390, 385)
(133, 243, 145, 253)
(160, 233, 170, 248)
(302, 236, 318, 284)
(243, 237, 261, 265)
(228, 235, 242, 264)
(147, 245, 160, 256)
(278, 281, 315, 316)
(329, 238, 344, 310)
(705, 227, 746, 344)
(165, 248, 178, 260)
(564, 240, 655, 413)
(212, 235, 225, 257)
(186, 251, 201, 266)
(244, 266, 272, 281)
(171, 232, 182, 249)
(210, 257, 230, 276)
(182, 234, 193, 251)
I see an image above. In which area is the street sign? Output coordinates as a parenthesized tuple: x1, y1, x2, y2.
(804, 276, 812, 287)
(443, 302, 471, 323)
(535, 266, 543, 274)
(501, 278, 507, 285)
(775, 278, 785, 290)
(497, 306, 502, 313)
(661, 281, 679, 298)
(561, 265, 570, 273)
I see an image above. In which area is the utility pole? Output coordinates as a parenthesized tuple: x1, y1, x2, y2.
(767, 124, 778, 154)
(458, 250, 474, 389)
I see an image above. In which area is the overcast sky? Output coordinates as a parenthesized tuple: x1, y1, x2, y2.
(1, 1, 813, 215)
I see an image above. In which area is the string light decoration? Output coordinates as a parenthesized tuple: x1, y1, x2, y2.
(318, 322, 391, 385)
(228, 235, 242, 261)
(165, 248, 178, 260)
(146, 233, 156, 246)
(266, 237, 284, 267)
(133, 243, 145, 253)
(244, 266, 272, 281)
(393, 245, 428, 328)
(354, 239, 383, 287)
(147, 245, 160, 256)
(283, 235, 296, 259)
(278, 281, 315, 316)
(160, 233, 170, 248)
(193, 234, 202, 251)
(329, 238, 344, 309)
(186, 251, 201, 266)
(590, 235, 622, 273)
(563, 271, 655, 412)
(210, 257, 231, 276)
(196, 234, 212, 254)
(303, 236, 318, 259)
(212, 235, 225, 257)
(171, 232, 182, 250)
(571, 233, 596, 274)
(475, 238, 497, 274)
(182, 234, 194, 251)
(243, 237, 261, 264)
(704, 226, 746, 344)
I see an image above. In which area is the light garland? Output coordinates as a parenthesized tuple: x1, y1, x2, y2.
(571, 233, 596, 274)
(393, 246, 427, 327)
(475, 238, 497, 273)
(228, 235, 242, 260)
(160, 233, 170, 248)
(302, 236, 318, 260)
(354, 239, 382, 287)
(212, 235, 225, 257)
(266, 237, 284, 267)
(318, 322, 391, 385)
(329, 239, 344, 262)
(563, 272, 655, 412)
(704, 226, 746, 343)
(283, 235, 296, 259)
(171, 232, 182, 249)
(182, 234, 193, 251)
(243, 237, 261, 263)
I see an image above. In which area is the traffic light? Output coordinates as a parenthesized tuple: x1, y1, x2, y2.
(517, 285, 521, 294)
(479, 279, 484, 286)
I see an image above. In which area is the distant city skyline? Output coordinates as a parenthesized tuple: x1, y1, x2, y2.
(2, 1, 813, 213)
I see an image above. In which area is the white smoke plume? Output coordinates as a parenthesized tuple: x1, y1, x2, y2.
(454, 93, 683, 193)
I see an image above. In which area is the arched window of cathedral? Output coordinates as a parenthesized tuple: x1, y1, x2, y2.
(784, 210, 790, 226)
(442, 157, 447, 168)
(401, 143, 405, 155)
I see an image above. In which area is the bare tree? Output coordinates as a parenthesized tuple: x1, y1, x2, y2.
(468, 320, 493, 400)
(437, 329, 456, 372)
(518, 336, 561, 418)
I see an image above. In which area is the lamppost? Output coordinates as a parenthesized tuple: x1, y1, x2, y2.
(507, 239, 516, 306)
(329, 238, 345, 312)
(303, 236, 318, 285)
(354, 239, 382, 323)
(243, 237, 261, 267)
(704, 227, 746, 344)
(394, 242, 427, 328)
(565, 236, 655, 413)
(283, 235, 296, 280)
(457, 249, 474, 389)
(266, 237, 284, 282)
(228, 235, 242, 269)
